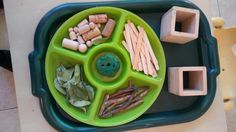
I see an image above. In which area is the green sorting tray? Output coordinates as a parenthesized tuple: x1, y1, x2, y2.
(28, 0, 220, 131)
(45, 6, 166, 127)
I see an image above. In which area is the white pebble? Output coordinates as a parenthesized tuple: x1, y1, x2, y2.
(86, 41, 93, 47)
(78, 44, 88, 53)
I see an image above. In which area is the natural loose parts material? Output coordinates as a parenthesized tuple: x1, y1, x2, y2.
(62, 13, 117, 53)
(82, 27, 101, 41)
(99, 82, 149, 118)
(89, 14, 108, 24)
(122, 20, 159, 77)
(102, 19, 116, 37)
(54, 64, 95, 112)
(62, 38, 79, 51)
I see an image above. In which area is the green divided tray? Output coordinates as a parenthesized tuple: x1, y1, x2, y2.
(29, 0, 220, 131)
(45, 6, 166, 127)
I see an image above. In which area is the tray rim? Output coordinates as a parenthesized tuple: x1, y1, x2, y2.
(28, 0, 220, 131)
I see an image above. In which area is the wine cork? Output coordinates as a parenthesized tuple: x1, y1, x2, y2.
(62, 38, 78, 51)
(89, 22, 96, 29)
(69, 31, 77, 40)
(77, 19, 88, 28)
(77, 35, 85, 44)
(89, 14, 108, 24)
(102, 19, 116, 37)
(82, 27, 101, 41)
(91, 35, 102, 42)
(78, 24, 90, 35)
(68, 28, 74, 32)
(73, 27, 79, 33)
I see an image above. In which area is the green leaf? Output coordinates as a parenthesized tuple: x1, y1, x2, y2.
(78, 82, 94, 101)
(56, 65, 66, 77)
(80, 107, 87, 113)
(54, 78, 66, 95)
(70, 64, 81, 85)
(84, 84, 95, 100)
(69, 100, 91, 108)
(61, 67, 74, 82)
(67, 85, 88, 101)
(62, 81, 71, 89)
(54, 64, 95, 113)
(92, 37, 109, 45)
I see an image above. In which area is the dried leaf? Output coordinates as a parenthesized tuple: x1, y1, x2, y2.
(61, 67, 74, 82)
(54, 78, 66, 95)
(70, 100, 91, 107)
(54, 64, 95, 112)
(92, 37, 109, 45)
(70, 64, 80, 85)
(79, 82, 94, 100)
(67, 85, 88, 101)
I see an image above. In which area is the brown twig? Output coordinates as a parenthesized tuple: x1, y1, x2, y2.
(99, 94, 109, 116)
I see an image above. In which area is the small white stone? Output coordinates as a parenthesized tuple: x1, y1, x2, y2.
(78, 44, 88, 53)
(86, 41, 93, 47)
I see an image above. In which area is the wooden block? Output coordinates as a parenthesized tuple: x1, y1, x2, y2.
(168, 66, 207, 96)
(62, 38, 79, 51)
(89, 14, 108, 24)
(160, 6, 200, 44)
(82, 27, 101, 41)
(102, 19, 116, 37)
(77, 19, 88, 28)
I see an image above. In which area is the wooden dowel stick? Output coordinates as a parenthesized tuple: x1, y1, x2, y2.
(133, 27, 144, 69)
(123, 28, 135, 68)
(142, 29, 159, 71)
(143, 41, 153, 76)
(128, 21, 139, 37)
(122, 40, 129, 51)
(140, 52, 148, 74)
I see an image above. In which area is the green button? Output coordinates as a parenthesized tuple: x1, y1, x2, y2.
(95, 53, 120, 77)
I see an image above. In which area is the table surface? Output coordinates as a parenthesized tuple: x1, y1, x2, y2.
(3, 0, 227, 131)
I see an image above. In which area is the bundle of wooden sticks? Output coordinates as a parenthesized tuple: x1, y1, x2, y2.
(122, 20, 159, 77)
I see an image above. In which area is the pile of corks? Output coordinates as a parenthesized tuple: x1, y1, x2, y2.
(62, 14, 116, 53)
(122, 20, 159, 77)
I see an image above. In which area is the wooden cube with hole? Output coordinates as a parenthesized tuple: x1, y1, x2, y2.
(160, 6, 200, 44)
(168, 66, 207, 96)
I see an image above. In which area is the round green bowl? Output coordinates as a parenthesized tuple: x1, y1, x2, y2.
(45, 6, 166, 127)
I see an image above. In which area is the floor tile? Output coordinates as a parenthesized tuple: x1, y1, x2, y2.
(0, 9, 10, 50)
(0, 67, 17, 110)
(0, 108, 20, 132)
(226, 99, 236, 132)
(218, 0, 236, 27)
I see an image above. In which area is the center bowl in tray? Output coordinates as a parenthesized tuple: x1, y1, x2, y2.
(45, 7, 166, 127)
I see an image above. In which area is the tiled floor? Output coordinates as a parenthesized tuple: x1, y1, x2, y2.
(0, 1, 236, 132)
(0, 9, 20, 132)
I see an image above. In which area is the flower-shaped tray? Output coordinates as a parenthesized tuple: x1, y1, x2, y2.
(45, 7, 166, 127)
(29, 0, 220, 131)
